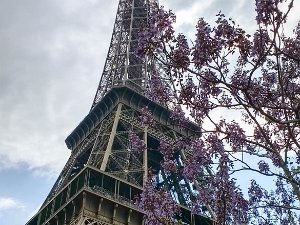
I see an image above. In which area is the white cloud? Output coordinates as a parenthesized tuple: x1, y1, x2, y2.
(0, 0, 298, 180)
(0, 197, 24, 211)
(161, 0, 300, 37)
(0, 133, 70, 177)
(0, 0, 116, 178)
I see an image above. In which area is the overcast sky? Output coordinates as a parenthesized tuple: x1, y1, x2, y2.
(0, 1, 299, 225)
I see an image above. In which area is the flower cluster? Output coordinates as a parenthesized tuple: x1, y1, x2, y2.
(248, 180, 264, 206)
(135, 0, 300, 224)
(220, 120, 247, 151)
(283, 37, 300, 61)
(192, 18, 219, 68)
(139, 106, 155, 127)
(135, 176, 180, 225)
(255, 0, 284, 25)
(146, 70, 171, 103)
(205, 134, 225, 154)
(196, 155, 249, 224)
(192, 13, 252, 68)
(128, 132, 146, 153)
(248, 178, 299, 224)
(179, 78, 196, 103)
(230, 68, 248, 90)
(215, 13, 252, 60)
(170, 34, 190, 70)
(258, 160, 270, 173)
(135, 6, 176, 58)
(251, 28, 271, 58)
(158, 141, 177, 173)
(169, 106, 187, 128)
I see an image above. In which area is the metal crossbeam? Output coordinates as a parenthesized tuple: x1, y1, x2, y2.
(25, 1, 215, 224)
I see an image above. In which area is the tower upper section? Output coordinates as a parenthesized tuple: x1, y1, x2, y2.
(91, 0, 158, 110)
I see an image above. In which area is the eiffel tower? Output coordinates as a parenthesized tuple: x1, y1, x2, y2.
(26, 0, 213, 224)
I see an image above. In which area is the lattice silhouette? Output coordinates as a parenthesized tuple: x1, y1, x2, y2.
(25, 1, 213, 225)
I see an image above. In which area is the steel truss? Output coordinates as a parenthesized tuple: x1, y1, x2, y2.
(92, 0, 153, 108)
(91, 0, 177, 110)
(26, 0, 214, 224)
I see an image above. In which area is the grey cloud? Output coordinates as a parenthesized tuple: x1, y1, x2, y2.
(160, 0, 195, 11)
(202, 0, 243, 16)
(160, 0, 258, 37)
(202, 0, 256, 26)
(0, 0, 117, 174)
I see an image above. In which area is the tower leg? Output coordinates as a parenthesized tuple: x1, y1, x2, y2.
(100, 103, 123, 171)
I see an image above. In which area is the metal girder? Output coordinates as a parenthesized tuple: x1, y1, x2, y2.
(69, 216, 111, 225)
(42, 111, 116, 207)
(90, 0, 178, 111)
(26, 0, 216, 224)
(100, 104, 123, 171)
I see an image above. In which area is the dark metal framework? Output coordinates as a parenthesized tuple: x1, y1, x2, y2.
(43, 87, 202, 206)
(91, 0, 177, 110)
(25, 0, 214, 224)
(91, 0, 155, 108)
(27, 87, 212, 225)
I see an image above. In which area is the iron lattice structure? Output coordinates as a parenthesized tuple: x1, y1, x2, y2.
(25, 1, 214, 225)
(91, 0, 154, 108)
(91, 0, 177, 110)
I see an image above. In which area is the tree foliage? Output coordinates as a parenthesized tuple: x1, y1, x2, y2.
(135, 0, 300, 224)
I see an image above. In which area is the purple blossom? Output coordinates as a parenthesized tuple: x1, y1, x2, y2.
(135, 1, 300, 223)
(214, 13, 236, 44)
(251, 28, 270, 57)
(146, 70, 171, 103)
(262, 69, 277, 89)
(157, 141, 178, 174)
(214, 13, 252, 60)
(170, 34, 190, 70)
(270, 151, 282, 167)
(199, 70, 221, 97)
(206, 134, 225, 154)
(231, 68, 248, 90)
(183, 159, 201, 181)
(255, 0, 283, 25)
(161, 158, 177, 174)
(135, 6, 176, 58)
(183, 138, 209, 180)
(196, 155, 249, 224)
(192, 18, 221, 68)
(248, 180, 264, 205)
(135, 176, 180, 225)
(283, 37, 300, 61)
(158, 141, 173, 159)
(170, 106, 187, 127)
(128, 132, 146, 153)
(218, 92, 232, 106)
(258, 160, 270, 173)
(179, 78, 196, 103)
(222, 120, 246, 151)
(139, 106, 155, 127)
